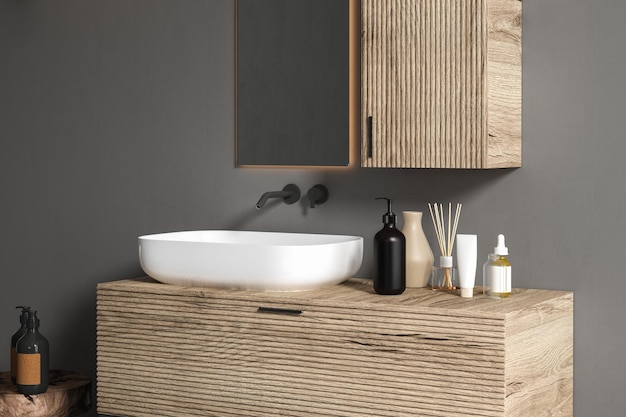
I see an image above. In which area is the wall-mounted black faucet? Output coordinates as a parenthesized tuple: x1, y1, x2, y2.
(307, 184, 329, 208)
(255, 184, 301, 210)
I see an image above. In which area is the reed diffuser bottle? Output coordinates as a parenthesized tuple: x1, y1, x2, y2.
(428, 203, 462, 292)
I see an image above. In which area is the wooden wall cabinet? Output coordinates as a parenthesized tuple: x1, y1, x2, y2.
(360, 0, 522, 168)
(97, 278, 572, 417)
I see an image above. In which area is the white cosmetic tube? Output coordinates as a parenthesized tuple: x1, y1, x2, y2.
(456, 234, 477, 298)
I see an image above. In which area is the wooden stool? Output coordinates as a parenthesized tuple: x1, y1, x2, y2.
(0, 370, 91, 417)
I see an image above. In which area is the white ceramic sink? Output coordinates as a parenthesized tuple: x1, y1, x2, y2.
(138, 230, 363, 291)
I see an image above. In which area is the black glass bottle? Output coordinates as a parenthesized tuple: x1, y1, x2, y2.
(374, 198, 406, 295)
(16, 310, 49, 395)
(10, 306, 31, 384)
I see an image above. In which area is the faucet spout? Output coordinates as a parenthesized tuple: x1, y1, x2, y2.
(255, 184, 301, 210)
(256, 190, 291, 210)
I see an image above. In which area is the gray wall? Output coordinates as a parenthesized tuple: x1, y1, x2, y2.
(1, 1, 624, 416)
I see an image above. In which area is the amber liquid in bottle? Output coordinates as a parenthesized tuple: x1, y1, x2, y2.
(484, 254, 511, 298)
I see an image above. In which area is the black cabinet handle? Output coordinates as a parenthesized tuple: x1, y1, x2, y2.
(367, 116, 373, 158)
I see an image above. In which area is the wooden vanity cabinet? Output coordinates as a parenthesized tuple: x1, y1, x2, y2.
(360, 0, 522, 168)
(97, 278, 572, 417)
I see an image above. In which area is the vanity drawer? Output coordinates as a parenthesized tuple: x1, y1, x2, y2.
(97, 278, 572, 417)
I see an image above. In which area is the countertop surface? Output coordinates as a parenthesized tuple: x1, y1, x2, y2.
(99, 277, 573, 318)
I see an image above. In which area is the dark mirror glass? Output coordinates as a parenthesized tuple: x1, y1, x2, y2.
(236, 0, 350, 166)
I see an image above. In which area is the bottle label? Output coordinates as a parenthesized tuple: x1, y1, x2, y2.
(489, 265, 511, 293)
(17, 353, 41, 385)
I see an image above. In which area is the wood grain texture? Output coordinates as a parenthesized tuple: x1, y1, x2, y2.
(503, 290, 574, 417)
(361, 0, 521, 168)
(0, 370, 91, 417)
(486, 0, 522, 168)
(97, 278, 572, 417)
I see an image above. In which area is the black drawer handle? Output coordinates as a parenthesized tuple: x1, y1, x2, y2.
(257, 306, 302, 316)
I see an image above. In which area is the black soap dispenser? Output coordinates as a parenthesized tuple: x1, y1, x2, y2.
(16, 310, 49, 395)
(11, 306, 31, 384)
(374, 198, 406, 295)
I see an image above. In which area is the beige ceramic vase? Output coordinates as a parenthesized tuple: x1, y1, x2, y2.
(402, 211, 434, 287)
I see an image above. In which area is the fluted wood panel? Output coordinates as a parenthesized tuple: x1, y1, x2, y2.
(97, 278, 572, 417)
(361, 0, 521, 168)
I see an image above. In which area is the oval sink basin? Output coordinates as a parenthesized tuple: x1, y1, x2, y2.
(139, 230, 363, 291)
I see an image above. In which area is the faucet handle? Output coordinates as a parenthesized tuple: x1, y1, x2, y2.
(307, 184, 329, 208)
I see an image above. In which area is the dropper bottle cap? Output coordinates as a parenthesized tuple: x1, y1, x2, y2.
(494, 234, 509, 256)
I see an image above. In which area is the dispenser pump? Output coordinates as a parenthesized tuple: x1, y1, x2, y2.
(376, 197, 397, 225)
(26, 310, 40, 329)
(494, 234, 509, 256)
(16, 306, 31, 324)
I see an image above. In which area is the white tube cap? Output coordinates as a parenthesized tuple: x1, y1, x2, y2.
(460, 287, 473, 298)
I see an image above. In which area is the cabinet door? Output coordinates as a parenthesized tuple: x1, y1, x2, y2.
(361, 0, 521, 169)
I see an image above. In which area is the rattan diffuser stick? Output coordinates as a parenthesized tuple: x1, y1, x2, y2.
(428, 202, 462, 290)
